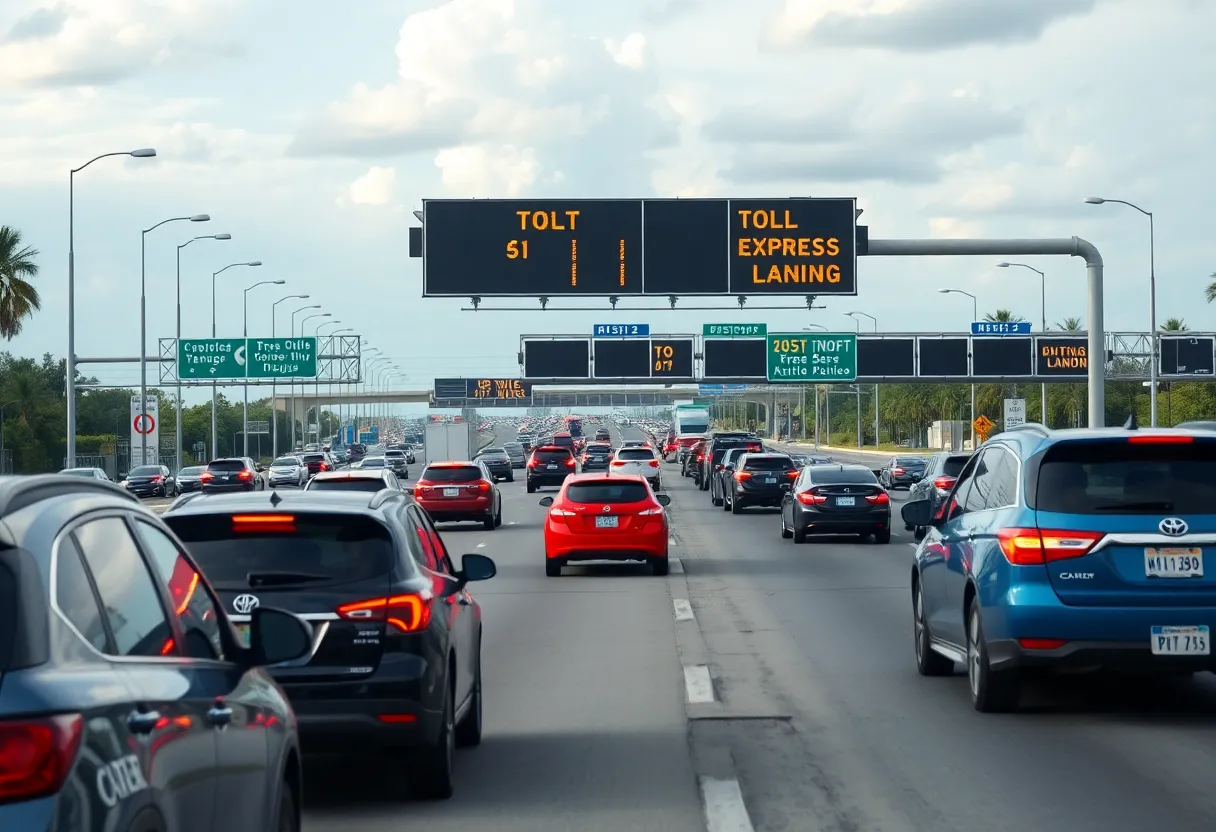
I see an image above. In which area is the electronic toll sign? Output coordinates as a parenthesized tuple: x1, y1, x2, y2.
(432, 378, 533, 405)
(522, 335, 695, 381)
(419, 198, 857, 297)
(1036, 337, 1088, 377)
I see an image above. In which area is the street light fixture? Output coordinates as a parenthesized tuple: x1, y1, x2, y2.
(241, 279, 287, 455)
(940, 288, 979, 448)
(174, 233, 231, 469)
(209, 261, 262, 457)
(1084, 196, 1157, 424)
(66, 147, 157, 468)
(997, 262, 1049, 426)
(270, 294, 309, 456)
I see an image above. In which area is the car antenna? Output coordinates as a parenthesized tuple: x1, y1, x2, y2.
(269, 490, 282, 507)
(1123, 412, 1139, 431)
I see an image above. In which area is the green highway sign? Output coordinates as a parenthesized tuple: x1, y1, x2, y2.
(766, 332, 857, 382)
(703, 323, 767, 338)
(247, 337, 317, 379)
(176, 337, 318, 379)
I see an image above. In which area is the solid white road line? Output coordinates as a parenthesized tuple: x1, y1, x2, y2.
(683, 664, 715, 704)
(700, 777, 756, 832)
(673, 598, 695, 622)
(671, 558, 685, 574)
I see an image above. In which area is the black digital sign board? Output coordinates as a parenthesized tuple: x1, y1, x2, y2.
(467, 378, 532, 400)
(522, 339, 590, 379)
(703, 337, 766, 380)
(1036, 337, 1088, 377)
(917, 337, 969, 377)
(591, 337, 695, 380)
(420, 197, 856, 297)
(972, 337, 1033, 377)
(857, 338, 915, 378)
(1160, 336, 1215, 376)
(434, 378, 466, 399)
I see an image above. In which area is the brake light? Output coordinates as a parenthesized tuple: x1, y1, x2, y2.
(639, 506, 665, 515)
(469, 480, 492, 492)
(319, 462, 329, 471)
(231, 514, 296, 533)
(786, 469, 799, 478)
(377, 714, 418, 724)
(0, 714, 83, 803)
(549, 507, 577, 517)
(996, 528, 1104, 565)
(1128, 435, 1192, 444)
(611, 460, 626, 466)
(933, 476, 956, 490)
(565, 458, 576, 467)
(337, 591, 432, 633)
(200, 471, 214, 482)
(1018, 638, 1068, 650)
(891, 467, 904, 475)
(527, 459, 537, 468)
(696, 454, 704, 461)
(797, 491, 827, 505)
(237, 469, 254, 482)
(151, 475, 163, 483)
(733, 471, 752, 481)
(865, 492, 890, 505)
(648, 459, 659, 468)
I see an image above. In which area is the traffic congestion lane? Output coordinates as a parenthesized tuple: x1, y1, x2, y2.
(302, 449, 704, 831)
(662, 459, 1216, 830)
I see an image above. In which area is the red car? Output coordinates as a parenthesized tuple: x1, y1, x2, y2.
(411, 460, 503, 530)
(538, 473, 671, 577)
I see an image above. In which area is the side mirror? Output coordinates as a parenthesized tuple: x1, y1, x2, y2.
(900, 499, 934, 528)
(247, 607, 313, 666)
(656, 494, 671, 506)
(538, 496, 554, 506)
(458, 553, 497, 583)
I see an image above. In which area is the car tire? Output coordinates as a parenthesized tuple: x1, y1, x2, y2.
(483, 512, 495, 531)
(712, 487, 723, 507)
(731, 497, 743, 514)
(545, 559, 563, 577)
(780, 512, 793, 539)
(793, 524, 807, 544)
(276, 776, 299, 832)
(455, 640, 483, 747)
(875, 527, 891, 544)
(494, 504, 502, 528)
(722, 491, 731, 511)
(507, 472, 514, 482)
(914, 581, 953, 677)
(412, 682, 456, 800)
(651, 554, 670, 576)
(527, 481, 536, 493)
(967, 603, 1021, 713)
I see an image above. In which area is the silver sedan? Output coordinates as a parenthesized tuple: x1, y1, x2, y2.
(267, 455, 308, 487)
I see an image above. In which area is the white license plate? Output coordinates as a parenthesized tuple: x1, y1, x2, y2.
(762, 477, 776, 484)
(1150, 625, 1210, 655)
(1145, 548, 1204, 578)
(443, 487, 459, 497)
(836, 496, 855, 506)
(234, 623, 251, 647)
(547, 464, 558, 470)
(595, 516, 619, 528)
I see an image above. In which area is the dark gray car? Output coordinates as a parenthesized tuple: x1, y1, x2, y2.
(502, 442, 526, 468)
(476, 447, 514, 482)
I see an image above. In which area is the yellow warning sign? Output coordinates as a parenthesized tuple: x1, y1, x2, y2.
(973, 415, 995, 442)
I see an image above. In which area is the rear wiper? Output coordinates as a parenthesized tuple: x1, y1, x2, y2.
(247, 571, 330, 587)
(1091, 501, 1175, 511)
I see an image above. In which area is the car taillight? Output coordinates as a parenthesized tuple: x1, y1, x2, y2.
(611, 460, 626, 466)
(151, 475, 163, 483)
(639, 506, 665, 516)
(996, 528, 1104, 565)
(796, 491, 827, 505)
(232, 514, 297, 533)
(933, 476, 956, 490)
(1128, 435, 1192, 444)
(200, 471, 214, 482)
(696, 454, 704, 461)
(237, 470, 253, 481)
(733, 471, 752, 481)
(565, 458, 576, 467)
(865, 492, 890, 505)
(468, 480, 492, 492)
(527, 459, 537, 468)
(786, 470, 799, 478)
(0, 714, 83, 803)
(891, 467, 904, 475)
(549, 507, 577, 517)
(320, 462, 329, 471)
(648, 459, 659, 467)
(337, 591, 432, 633)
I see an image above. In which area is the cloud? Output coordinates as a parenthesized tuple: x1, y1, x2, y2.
(341, 165, 398, 205)
(434, 145, 542, 196)
(4, 4, 69, 43)
(768, 0, 1101, 51)
(604, 32, 647, 69)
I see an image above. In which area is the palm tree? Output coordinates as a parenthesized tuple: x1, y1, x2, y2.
(983, 309, 1024, 323)
(0, 226, 41, 340)
(1054, 317, 1083, 332)
(1160, 318, 1188, 331)
(1205, 273, 1216, 303)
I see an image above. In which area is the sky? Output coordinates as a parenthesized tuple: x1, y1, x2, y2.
(3, 0, 1214, 411)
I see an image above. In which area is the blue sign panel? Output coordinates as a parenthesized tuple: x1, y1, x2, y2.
(971, 321, 1032, 336)
(593, 323, 649, 337)
(699, 383, 748, 395)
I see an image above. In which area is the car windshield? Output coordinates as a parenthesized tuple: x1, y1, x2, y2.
(566, 482, 651, 503)
(810, 467, 879, 485)
(165, 513, 395, 589)
(423, 465, 481, 482)
(617, 449, 654, 460)
(271, 457, 299, 467)
(208, 460, 246, 472)
(1035, 439, 1216, 514)
(129, 466, 160, 476)
(308, 478, 388, 492)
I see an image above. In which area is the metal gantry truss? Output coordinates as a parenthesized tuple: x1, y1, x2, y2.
(157, 335, 363, 387)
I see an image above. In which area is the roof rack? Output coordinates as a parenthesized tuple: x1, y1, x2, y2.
(0, 474, 139, 517)
(1004, 423, 1051, 437)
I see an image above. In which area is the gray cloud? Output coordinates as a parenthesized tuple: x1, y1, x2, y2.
(4, 5, 68, 43)
(642, 0, 706, 23)
(800, 0, 1100, 52)
(703, 109, 856, 145)
(287, 99, 475, 158)
(723, 148, 941, 186)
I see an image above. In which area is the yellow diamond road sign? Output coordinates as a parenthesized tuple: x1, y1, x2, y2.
(973, 415, 995, 434)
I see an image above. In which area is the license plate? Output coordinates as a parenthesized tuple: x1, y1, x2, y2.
(443, 487, 459, 497)
(1150, 625, 1210, 655)
(595, 516, 619, 528)
(763, 477, 776, 484)
(234, 623, 251, 647)
(547, 464, 558, 470)
(836, 496, 855, 506)
(1145, 548, 1204, 578)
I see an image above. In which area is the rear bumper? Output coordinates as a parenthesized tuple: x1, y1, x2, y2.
(528, 472, 572, 487)
(545, 522, 666, 561)
(415, 497, 492, 521)
(202, 483, 256, 492)
(733, 485, 787, 506)
(987, 637, 1216, 674)
(794, 506, 889, 534)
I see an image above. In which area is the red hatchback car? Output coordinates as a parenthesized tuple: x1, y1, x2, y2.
(538, 473, 671, 577)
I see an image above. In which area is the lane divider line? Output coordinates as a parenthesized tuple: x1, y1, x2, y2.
(700, 777, 756, 832)
(673, 598, 695, 622)
(683, 664, 715, 704)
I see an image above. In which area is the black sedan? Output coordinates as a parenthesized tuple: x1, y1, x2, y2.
(723, 453, 798, 513)
(879, 456, 929, 490)
(121, 464, 177, 497)
(780, 463, 891, 543)
(176, 464, 208, 492)
(905, 451, 969, 532)
(475, 447, 514, 482)
(580, 442, 613, 470)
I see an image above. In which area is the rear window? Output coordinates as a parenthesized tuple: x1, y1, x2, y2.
(534, 449, 572, 462)
(208, 460, 246, 472)
(896, 457, 927, 467)
(301, 454, 325, 463)
(481, 448, 506, 455)
(422, 465, 481, 483)
(129, 466, 160, 476)
(164, 513, 395, 589)
(586, 445, 611, 455)
(1035, 439, 1216, 514)
(271, 457, 299, 467)
(566, 482, 651, 503)
(942, 456, 969, 477)
(743, 456, 795, 471)
(810, 467, 878, 485)
(179, 467, 206, 476)
(617, 449, 654, 460)
(308, 478, 387, 493)
(360, 458, 387, 468)
(385, 450, 405, 458)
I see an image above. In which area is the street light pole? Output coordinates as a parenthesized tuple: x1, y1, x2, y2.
(176, 234, 230, 470)
(358, 346, 380, 442)
(211, 261, 262, 458)
(141, 214, 210, 468)
(67, 148, 156, 468)
(242, 280, 286, 455)
(292, 309, 327, 449)
(939, 288, 978, 449)
(997, 262, 1048, 426)
(848, 312, 879, 445)
(1085, 197, 1156, 425)
(315, 323, 349, 443)
(270, 295, 309, 457)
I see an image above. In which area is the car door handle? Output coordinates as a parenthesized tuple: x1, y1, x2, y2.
(127, 709, 161, 734)
(207, 704, 233, 727)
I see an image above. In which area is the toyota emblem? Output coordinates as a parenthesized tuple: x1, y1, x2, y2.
(602, 505, 612, 513)
(1159, 517, 1189, 537)
(232, 594, 260, 614)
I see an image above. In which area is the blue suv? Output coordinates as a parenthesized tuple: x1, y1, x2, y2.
(902, 422, 1215, 713)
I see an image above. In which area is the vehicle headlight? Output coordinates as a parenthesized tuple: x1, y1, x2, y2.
(119, 480, 128, 487)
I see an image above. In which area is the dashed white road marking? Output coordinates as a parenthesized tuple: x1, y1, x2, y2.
(508, 521, 518, 526)
(683, 664, 715, 704)
(700, 777, 755, 832)
(669, 537, 677, 545)
(673, 598, 695, 622)
(476, 542, 486, 548)
(671, 558, 685, 574)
